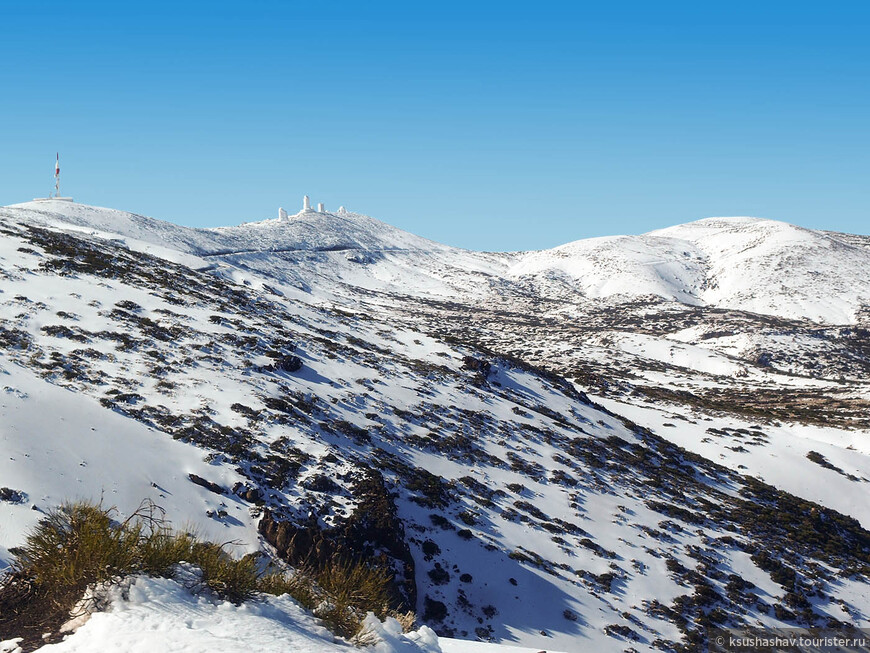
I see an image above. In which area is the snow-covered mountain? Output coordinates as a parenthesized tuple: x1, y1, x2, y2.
(8, 201, 869, 325)
(1, 199, 869, 652)
(3, 200, 447, 257)
(512, 217, 870, 324)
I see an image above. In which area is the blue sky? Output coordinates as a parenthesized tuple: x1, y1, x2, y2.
(1, 1, 868, 250)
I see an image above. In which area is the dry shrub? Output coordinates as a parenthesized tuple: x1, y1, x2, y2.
(0, 500, 258, 650)
(0, 499, 415, 649)
(258, 555, 409, 640)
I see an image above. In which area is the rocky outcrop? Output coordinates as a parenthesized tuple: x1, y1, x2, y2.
(301, 474, 340, 493)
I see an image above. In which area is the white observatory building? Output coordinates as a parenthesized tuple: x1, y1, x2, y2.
(279, 195, 335, 220)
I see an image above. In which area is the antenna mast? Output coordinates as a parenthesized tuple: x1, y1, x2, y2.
(54, 153, 60, 198)
(33, 153, 73, 202)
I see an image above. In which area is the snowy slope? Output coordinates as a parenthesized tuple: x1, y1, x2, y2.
(0, 359, 259, 565)
(3, 214, 678, 650)
(209, 209, 450, 255)
(2, 201, 223, 255)
(0, 574, 555, 653)
(4, 202, 868, 324)
(17, 575, 443, 653)
(511, 217, 870, 324)
(510, 234, 708, 305)
(652, 217, 870, 324)
(594, 394, 870, 528)
(3, 201, 448, 257)
(1, 201, 507, 301)
(2, 200, 870, 652)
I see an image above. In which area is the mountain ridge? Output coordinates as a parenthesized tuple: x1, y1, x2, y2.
(4, 200, 867, 325)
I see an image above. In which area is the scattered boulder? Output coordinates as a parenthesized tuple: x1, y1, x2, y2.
(421, 540, 441, 561)
(232, 482, 264, 504)
(461, 356, 492, 378)
(604, 623, 640, 640)
(423, 596, 448, 622)
(301, 474, 340, 493)
(188, 474, 225, 495)
(276, 354, 303, 373)
(345, 252, 373, 264)
(325, 419, 370, 443)
(0, 487, 26, 504)
(427, 563, 450, 585)
(261, 284, 283, 297)
(261, 354, 303, 374)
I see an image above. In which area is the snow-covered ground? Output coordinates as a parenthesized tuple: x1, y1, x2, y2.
(0, 573, 562, 653)
(513, 216, 870, 324)
(1, 199, 868, 652)
(7, 201, 869, 325)
(0, 360, 260, 561)
(2, 574, 445, 653)
(594, 395, 870, 528)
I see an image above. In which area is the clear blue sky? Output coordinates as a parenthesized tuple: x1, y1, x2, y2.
(1, 1, 868, 250)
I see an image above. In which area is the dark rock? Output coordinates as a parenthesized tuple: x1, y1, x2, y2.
(326, 420, 370, 443)
(276, 355, 303, 373)
(345, 252, 373, 264)
(232, 482, 265, 504)
(260, 354, 303, 374)
(301, 474, 340, 493)
(604, 623, 640, 640)
(461, 356, 492, 378)
(230, 403, 258, 418)
(0, 487, 26, 504)
(114, 300, 142, 312)
(188, 473, 225, 495)
(421, 540, 441, 561)
(429, 514, 454, 530)
(428, 563, 450, 585)
(261, 284, 284, 297)
(423, 596, 448, 622)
